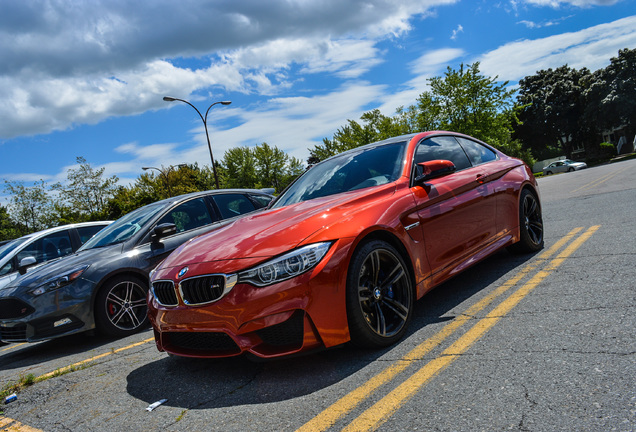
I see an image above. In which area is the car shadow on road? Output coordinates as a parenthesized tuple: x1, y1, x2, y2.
(125, 249, 537, 410)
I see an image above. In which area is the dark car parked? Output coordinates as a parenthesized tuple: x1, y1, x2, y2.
(0, 189, 273, 343)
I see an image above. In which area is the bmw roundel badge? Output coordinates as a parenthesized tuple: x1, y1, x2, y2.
(177, 267, 189, 278)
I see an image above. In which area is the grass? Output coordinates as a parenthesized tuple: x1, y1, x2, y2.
(1, 362, 95, 399)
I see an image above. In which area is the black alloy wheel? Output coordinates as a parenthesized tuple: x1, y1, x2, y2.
(346, 240, 413, 348)
(510, 189, 544, 253)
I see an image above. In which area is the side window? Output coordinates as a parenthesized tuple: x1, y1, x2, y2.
(456, 137, 497, 166)
(249, 194, 273, 208)
(16, 231, 73, 264)
(0, 260, 14, 276)
(77, 225, 106, 245)
(213, 194, 257, 219)
(414, 136, 472, 172)
(157, 198, 214, 233)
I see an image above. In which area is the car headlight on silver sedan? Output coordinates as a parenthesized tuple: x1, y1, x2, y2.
(31, 265, 90, 296)
(238, 242, 331, 287)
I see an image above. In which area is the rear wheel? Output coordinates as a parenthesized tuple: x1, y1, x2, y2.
(509, 189, 544, 253)
(95, 275, 149, 337)
(568, 167, 574, 172)
(346, 240, 413, 348)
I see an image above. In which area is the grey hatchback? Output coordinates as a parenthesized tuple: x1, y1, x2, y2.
(0, 189, 273, 343)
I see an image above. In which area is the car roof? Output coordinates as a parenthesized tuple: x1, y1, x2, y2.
(12, 221, 113, 243)
(151, 188, 274, 207)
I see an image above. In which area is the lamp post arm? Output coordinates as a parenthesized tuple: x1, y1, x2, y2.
(163, 97, 230, 190)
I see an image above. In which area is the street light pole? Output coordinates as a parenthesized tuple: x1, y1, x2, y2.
(163, 96, 231, 189)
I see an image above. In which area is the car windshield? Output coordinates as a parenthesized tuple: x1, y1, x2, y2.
(79, 203, 164, 250)
(0, 237, 30, 261)
(563, 159, 576, 164)
(272, 141, 406, 209)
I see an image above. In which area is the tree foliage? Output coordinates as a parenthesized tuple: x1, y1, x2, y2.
(0, 204, 22, 241)
(515, 65, 592, 159)
(104, 164, 216, 220)
(221, 143, 305, 192)
(310, 62, 533, 166)
(422, 63, 518, 145)
(52, 156, 119, 221)
(583, 48, 636, 143)
(3, 180, 55, 235)
(515, 48, 636, 159)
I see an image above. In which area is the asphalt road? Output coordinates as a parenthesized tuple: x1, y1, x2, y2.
(1, 158, 635, 432)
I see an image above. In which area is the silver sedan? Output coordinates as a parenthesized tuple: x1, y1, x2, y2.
(543, 159, 587, 175)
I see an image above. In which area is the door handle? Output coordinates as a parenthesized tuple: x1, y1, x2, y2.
(476, 173, 487, 184)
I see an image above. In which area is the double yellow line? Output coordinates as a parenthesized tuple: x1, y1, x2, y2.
(298, 225, 600, 432)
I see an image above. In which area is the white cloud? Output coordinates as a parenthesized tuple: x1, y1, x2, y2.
(0, 0, 460, 139)
(451, 24, 464, 40)
(479, 15, 636, 82)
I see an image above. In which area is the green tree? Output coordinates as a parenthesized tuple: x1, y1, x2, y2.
(52, 157, 119, 220)
(282, 156, 306, 190)
(515, 66, 592, 159)
(309, 109, 407, 162)
(103, 164, 215, 220)
(221, 147, 257, 189)
(311, 62, 533, 166)
(253, 143, 292, 192)
(3, 180, 55, 234)
(418, 63, 519, 147)
(584, 48, 636, 148)
(0, 204, 22, 241)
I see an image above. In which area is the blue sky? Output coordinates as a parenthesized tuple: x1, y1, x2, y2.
(1, 0, 634, 202)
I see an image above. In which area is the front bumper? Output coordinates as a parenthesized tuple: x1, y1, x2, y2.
(0, 279, 95, 342)
(148, 238, 355, 359)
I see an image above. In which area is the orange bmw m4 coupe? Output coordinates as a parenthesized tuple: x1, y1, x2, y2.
(148, 131, 543, 359)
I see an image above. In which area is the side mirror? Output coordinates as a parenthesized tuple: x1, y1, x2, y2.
(152, 223, 177, 243)
(18, 256, 37, 275)
(415, 160, 456, 184)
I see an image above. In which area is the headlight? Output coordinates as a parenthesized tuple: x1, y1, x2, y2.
(238, 242, 331, 287)
(31, 265, 89, 296)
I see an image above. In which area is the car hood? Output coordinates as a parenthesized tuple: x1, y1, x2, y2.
(158, 184, 397, 270)
(5, 245, 122, 289)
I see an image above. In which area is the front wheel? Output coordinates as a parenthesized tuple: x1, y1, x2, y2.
(346, 240, 414, 348)
(509, 189, 544, 253)
(95, 275, 149, 337)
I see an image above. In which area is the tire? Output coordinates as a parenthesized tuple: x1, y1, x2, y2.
(568, 167, 574, 172)
(346, 239, 414, 348)
(544, 171, 552, 175)
(509, 189, 544, 253)
(95, 275, 149, 337)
